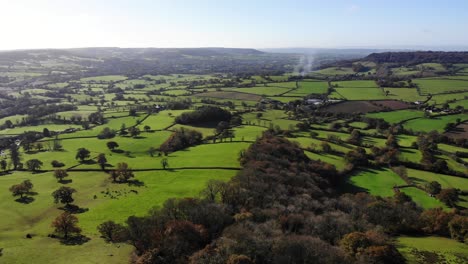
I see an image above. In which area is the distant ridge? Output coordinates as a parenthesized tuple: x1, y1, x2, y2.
(363, 51, 468, 65)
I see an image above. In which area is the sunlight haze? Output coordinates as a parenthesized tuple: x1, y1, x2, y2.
(1, 0, 468, 50)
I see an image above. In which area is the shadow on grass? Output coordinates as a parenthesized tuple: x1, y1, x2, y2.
(81, 160, 97, 165)
(59, 179, 73, 184)
(132, 136, 147, 139)
(15, 196, 35, 204)
(59, 204, 89, 214)
(127, 179, 145, 187)
(60, 234, 91, 246)
(111, 149, 124, 154)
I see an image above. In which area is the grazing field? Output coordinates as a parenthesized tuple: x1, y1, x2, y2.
(223, 86, 290, 96)
(414, 79, 468, 95)
(330, 87, 386, 100)
(284, 81, 327, 95)
(333, 80, 379, 88)
(397, 236, 468, 264)
(400, 187, 447, 209)
(304, 151, 347, 170)
(366, 109, 424, 124)
(2, 49, 468, 263)
(80, 75, 128, 82)
(314, 67, 354, 75)
(407, 168, 468, 189)
(403, 114, 468, 133)
(0, 169, 236, 264)
(194, 91, 262, 101)
(349, 168, 406, 197)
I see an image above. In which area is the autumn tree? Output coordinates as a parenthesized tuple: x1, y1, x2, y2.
(426, 181, 442, 195)
(51, 212, 81, 239)
(97, 153, 107, 170)
(110, 162, 134, 183)
(9, 180, 33, 199)
(54, 169, 69, 183)
(0, 159, 7, 171)
(25, 159, 43, 172)
(148, 147, 156, 157)
(107, 141, 119, 151)
(448, 215, 467, 242)
(437, 188, 459, 207)
(9, 144, 21, 170)
(52, 186, 77, 206)
(97, 221, 127, 242)
(161, 158, 169, 170)
(75, 148, 91, 162)
(129, 127, 140, 138)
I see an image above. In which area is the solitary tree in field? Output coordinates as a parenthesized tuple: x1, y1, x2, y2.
(9, 180, 33, 199)
(426, 181, 442, 196)
(36, 142, 43, 151)
(148, 147, 157, 157)
(0, 159, 7, 171)
(97, 153, 107, 170)
(144, 125, 151, 132)
(107, 141, 119, 151)
(26, 159, 43, 172)
(129, 127, 140, 138)
(9, 144, 21, 170)
(51, 212, 81, 239)
(161, 158, 169, 170)
(75, 148, 91, 162)
(54, 169, 69, 183)
(43, 128, 51, 137)
(110, 162, 134, 183)
(437, 188, 459, 207)
(97, 221, 127, 242)
(52, 186, 77, 206)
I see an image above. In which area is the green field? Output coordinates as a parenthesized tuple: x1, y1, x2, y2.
(349, 168, 406, 197)
(414, 79, 468, 95)
(0, 169, 236, 263)
(367, 110, 424, 124)
(407, 168, 468, 190)
(403, 114, 468, 132)
(397, 236, 468, 264)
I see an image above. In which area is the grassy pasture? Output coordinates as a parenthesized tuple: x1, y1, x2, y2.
(333, 80, 379, 88)
(0, 168, 236, 264)
(414, 79, 468, 95)
(449, 99, 468, 109)
(194, 91, 262, 101)
(392, 67, 421, 76)
(284, 81, 328, 95)
(304, 151, 347, 170)
(80, 75, 128, 82)
(366, 110, 424, 124)
(349, 168, 406, 197)
(315, 67, 354, 75)
(400, 187, 447, 209)
(403, 114, 468, 133)
(397, 236, 467, 264)
(0, 124, 82, 135)
(223, 86, 290, 96)
(407, 168, 468, 190)
(330, 87, 386, 100)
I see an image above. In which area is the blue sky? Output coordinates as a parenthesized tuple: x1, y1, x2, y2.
(1, 0, 467, 50)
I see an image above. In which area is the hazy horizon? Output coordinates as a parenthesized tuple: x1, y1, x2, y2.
(1, 0, 468, 50)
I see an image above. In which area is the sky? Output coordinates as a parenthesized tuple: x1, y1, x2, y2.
(1, 0, 467, 50)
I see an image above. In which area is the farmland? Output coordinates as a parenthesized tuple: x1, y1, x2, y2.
(0, 48, 467, 263)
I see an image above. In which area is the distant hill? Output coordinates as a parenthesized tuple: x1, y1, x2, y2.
(363, 51, 468, 65)
(0, 47, 294, 77)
